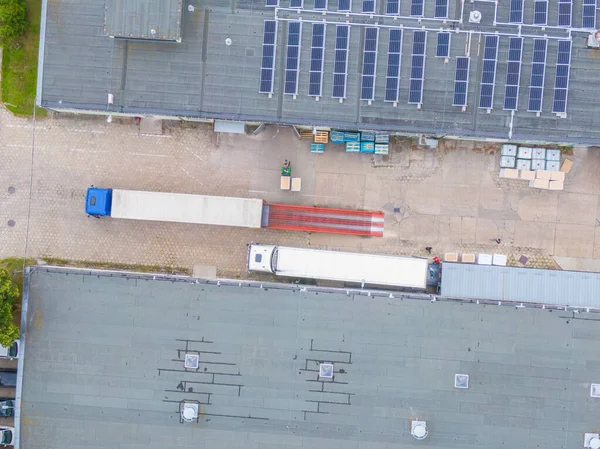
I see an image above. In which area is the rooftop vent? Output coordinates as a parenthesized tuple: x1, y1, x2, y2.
(180, 400, 199, 423)
(319, 363, 334, 378)
(584, 433, 600, 449)
(411, 421, 428, 440)
(469, 10, 482, 23)
(591, 384, 600, 398)
(587, 30, 600, 48)
(184, 353, 199, 370)
(455, 374, 469, 389)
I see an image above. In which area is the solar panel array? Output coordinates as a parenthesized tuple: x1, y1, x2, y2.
(552, 40, 571, 114)
(528, 38, 547, 112)
(363, 0, 375, 12)
(333, 25, 350, 99)
(290, 0, 303, 7)
(315, 0, 327, 8)
(411, 0, 424, 16)
(434, 0, 448, 17)
(386, 0, 399, 14)
(558, 0, 572, 26)
(479, 35, 499, 109)
(259, 20, 277, 94)
(453, 57, 470, 107)
(503, 37, 523, 110)
(582, 0, 597, 28)
(265, 0, 279, 6)
(284, 22, 302, 95)
(309, 24, 326, 97)
(339, 0, 351, 10)
(533, 0, 548, 24)
(384, 29, 403, 102)
(509, 0, 524, 22)
(361, 27, 379, 100)
(436, 32, 450, 58)
(408, 30, 427, 104)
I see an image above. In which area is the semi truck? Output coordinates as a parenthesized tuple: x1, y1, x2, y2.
(247, 244, 429, 290)
(86, 187, 384, 237)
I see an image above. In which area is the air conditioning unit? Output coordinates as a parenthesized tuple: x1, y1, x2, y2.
(469, 10, 482, 23)
(587, 30, 600, 48)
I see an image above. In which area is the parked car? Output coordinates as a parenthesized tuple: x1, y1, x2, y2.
(0, 341, 18, 360)
(0, 426, 14, 445)
(0, 399, 14, 417)
(0, 371, 17, 388)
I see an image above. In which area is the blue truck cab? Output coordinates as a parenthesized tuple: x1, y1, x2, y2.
(85, 187, 112, 216)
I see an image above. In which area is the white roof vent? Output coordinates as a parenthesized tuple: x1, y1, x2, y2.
(455, 374, 469, 389)
(587, 30, 600, 48)
(184, 353, 199, 370)
(585, 433, 600, 449)
(591, 384, 600, 398)
(319, 363, 334, 378)
(469, 10, 482, 23)
(180, 401, 199, 423)
(411, 421, 428, 440)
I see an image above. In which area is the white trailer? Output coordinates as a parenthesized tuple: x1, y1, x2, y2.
(248, 244, 428, 289)
(109, 189, 264, 228)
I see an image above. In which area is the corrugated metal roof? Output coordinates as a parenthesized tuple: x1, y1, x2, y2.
(441, 263, 600, 309)
(103, 0, 182, 41)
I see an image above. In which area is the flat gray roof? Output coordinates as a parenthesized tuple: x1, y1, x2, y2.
(20, 267, 600, 449)
(37, 0, 600, 145)
(441, 262, 600, 309)
(103, 0, 182, 41)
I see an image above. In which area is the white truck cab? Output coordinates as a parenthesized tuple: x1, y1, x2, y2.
(0, 427, 14, 445)
(0, 341, 19, 359)
(247, 245, 276, 273)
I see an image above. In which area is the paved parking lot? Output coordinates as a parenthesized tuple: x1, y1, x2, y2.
(1, 108, 599, 276)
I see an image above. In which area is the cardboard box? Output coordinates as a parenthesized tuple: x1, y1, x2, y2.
(560, 158, 573, 173)
(529, 178, 550, 189)
(444, 252, 459, 262)
(536, 170, 552, 180)
(291, 178, 302, 192)
(549, 180, 564, 191)
(280, 176, 291, 190)
(550, 171, 565, 181)
(462, 253, 476, 263)
(499, 168, 519, 179)
(519, 170, 536, 180)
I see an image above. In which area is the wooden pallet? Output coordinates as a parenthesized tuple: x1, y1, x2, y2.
(313, 130, 329, 143)
(299, 129, 314, 139)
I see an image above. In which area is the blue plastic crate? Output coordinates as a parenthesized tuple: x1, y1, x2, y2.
(344, 132, 360, 142)
(310, 143, 325, 153)
(375, 144, 389, 155)
(330, 131, 345, 144)
(345, 142, 360, 152)
(360, 142, 375, 153)
(375, 132, 390, 144)
(360, 131, 376, 142)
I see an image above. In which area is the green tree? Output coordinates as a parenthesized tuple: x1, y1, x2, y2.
(0, 0, 27, 41)
(0, 268, 19, 348)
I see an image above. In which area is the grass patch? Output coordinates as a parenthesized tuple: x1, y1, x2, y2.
(0, 257, 36, 316)
(1, 0, 46, 116)
(40, 257, 191, 276)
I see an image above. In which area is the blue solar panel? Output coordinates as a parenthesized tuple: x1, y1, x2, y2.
(533, 0, 547, 24)
(265, 0, 279, 6)
(290, 0, 303, 7)
(260, 21, 278, 94)
(309, 24, 326, 97)
(411, 0, 424, 16)
(509, 0, 523, 22)
(333, 25, 350, 98)
(552, 40, 571, 113)
(436, 32, 450, 58)
(385, 29, 402, 102)
(583, 0, 596, 28)
(503, 37, 522, 110)
(363, 0, 375, 12)
(361, 27, 379, 100)
(453, 56, 469, 106)
(284, 22, 302, 95)
(386, 0, 399, 13)
(315, 0, 327, 8)
(528, 39, 547, 112)
(338, 0, 351, 10)
(558, 0, 572, 26)
(434, 0, 448, 17)
(479, 35, 498, 109)
(408, 30, 427, 104)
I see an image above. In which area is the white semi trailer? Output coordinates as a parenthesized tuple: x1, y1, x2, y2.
(247, 244, 429, 290)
